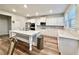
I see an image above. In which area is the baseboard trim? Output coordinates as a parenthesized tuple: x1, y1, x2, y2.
(0, 34, 9, 37)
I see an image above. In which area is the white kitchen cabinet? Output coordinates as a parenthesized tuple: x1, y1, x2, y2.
(27, 19, 36, 23)
(35, 18, 41, 25)
(58, 37, 79, 55)
(46, 17, 64, 26)
(58, 30, 79, 55)
(36, 17, 46, 25)
(28, 16, 64, 26)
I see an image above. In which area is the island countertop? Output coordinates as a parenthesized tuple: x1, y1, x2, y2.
(58, 29, 79, 40)
(9, 30, 40, 36)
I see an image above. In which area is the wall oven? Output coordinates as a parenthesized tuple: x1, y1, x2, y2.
(25, 22, 35, 30)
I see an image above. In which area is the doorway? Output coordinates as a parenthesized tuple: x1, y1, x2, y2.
(0, 14, 11, 36)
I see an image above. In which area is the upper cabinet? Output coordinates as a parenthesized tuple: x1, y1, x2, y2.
(27, 15, 64, 27)
(36, 17, 46, 25)
(27, 19, 36, 23)
(46, 16, 64, 26)
(36, 16, 64, 26)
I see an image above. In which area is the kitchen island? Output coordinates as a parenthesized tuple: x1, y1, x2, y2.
(9, 30, 40, 51)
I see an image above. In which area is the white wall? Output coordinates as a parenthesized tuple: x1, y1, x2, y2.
(12, 15, 27, 30)
(76, 5, 79, 31)
(0, 10, 27, 31)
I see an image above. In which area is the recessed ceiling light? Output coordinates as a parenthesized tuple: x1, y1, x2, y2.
(12, 9, 16, 12)
(26, 14, 30, 17)
(49, 10, 53, 13)
(24, 5, 28, 8)
(35, 12, 39, 16)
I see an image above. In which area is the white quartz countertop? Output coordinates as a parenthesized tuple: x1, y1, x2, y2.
(58, 29, 79, 40)
(10, 30, 40, 36)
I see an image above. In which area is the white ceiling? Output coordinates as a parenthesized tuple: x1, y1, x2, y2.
(0, 4, 68, 17)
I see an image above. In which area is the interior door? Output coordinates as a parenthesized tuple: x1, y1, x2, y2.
(0, 16, 9, 35)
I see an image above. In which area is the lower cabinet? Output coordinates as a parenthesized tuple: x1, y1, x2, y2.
(58, 37, 79, 55)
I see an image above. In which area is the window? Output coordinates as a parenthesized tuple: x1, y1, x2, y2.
(65, 5, 76, 29)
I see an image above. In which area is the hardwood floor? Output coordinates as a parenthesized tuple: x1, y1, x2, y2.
(0, 35, 60, 55)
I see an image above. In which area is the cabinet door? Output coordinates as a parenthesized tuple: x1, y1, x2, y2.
(58, 38, 78, 55)
(36, 17, 46, 25)
(46, 17, 64, 26)
(36, 18, 41, 25)
(27, 19, 35, 23)
(57, 17, 64, 26)
(46, 17, 54, 25)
